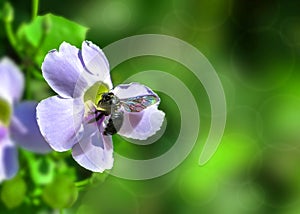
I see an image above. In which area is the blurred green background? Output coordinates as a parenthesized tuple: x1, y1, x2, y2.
(1, 0, 300, 213)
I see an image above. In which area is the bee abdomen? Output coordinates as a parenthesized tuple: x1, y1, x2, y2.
(103, 118, 118, 135)
(103, 112, 124, 136)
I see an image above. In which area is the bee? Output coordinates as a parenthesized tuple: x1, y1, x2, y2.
(93, 92, 159, 136)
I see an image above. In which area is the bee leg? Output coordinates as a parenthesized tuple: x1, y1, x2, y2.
(95, 112, 104, 121)
(87, 112, 104, 124)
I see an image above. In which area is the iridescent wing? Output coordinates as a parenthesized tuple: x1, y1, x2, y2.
(119, 95, 159, 112)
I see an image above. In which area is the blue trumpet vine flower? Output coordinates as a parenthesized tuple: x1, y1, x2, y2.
(0, 58, 51, 182)
(37, 41, 165, 172)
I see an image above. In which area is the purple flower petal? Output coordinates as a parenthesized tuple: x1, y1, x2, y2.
(72, 123, 113, 172)
(36, 96, 84, 152)
(81, 41, 113, 89)
(113, 83, 165, 140)
(0, 57, 24, 103)
(0, 125, 7, 142)
(10, 102, 52, 154)
(42, 42, 88, 98)
(113, 82, 159, 100)
(118, 105, 165, 140)
(0, 137, 18, 182)
(83, 100, 98, 124)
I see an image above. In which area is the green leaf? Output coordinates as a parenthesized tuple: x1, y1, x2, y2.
(1, 177, 27, 209)
(17, 13, 88, 65)
(17, 17, 43, 48)
(21, 150, 55, 185)
(42, 176, 78, 209)
(30, 156, 55, 185)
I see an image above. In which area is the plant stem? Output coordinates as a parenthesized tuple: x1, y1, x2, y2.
(75, 178, 90, 187)
(4, 21, 18, 54)
(4, 19, 25, 60)
(32, 0, 39, 20)
(25, 67, 32, 99)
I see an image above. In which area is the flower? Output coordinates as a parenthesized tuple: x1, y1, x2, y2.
(36, 41, 165, 172)
(0, 58, 51, 182)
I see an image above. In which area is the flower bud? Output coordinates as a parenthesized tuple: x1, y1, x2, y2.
(3, 2, 14, 23)
(1, 176, 27, 209)
(42, 175, 78, 209)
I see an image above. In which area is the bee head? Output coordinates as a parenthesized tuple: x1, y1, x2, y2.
(97, 92, 115, 108)
(101, 92, 114, 103)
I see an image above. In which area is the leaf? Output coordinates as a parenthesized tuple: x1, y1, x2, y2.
(17, 13, 88, 66)
(30, 156, 56, 185)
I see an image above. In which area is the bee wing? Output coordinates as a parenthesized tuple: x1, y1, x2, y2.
(119, 95, 159, 112)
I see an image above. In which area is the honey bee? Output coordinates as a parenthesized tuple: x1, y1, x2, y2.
(93, 92, 159, 135)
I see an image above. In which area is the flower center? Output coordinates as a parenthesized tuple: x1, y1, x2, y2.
(83, 81, 110, 106)
(83, 81, 110, 123)
(0, 98, 11, 127)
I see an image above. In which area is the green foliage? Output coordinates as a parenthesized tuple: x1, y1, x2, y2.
(42, 175, 78, 209)
(78, 178, 137, 214)
(1, 176, 27, 209)
(30, 157, 55, 185)
(21, 151, 56, 186)
(17, 13, 88, 65)
(1, 0, 300, 213)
